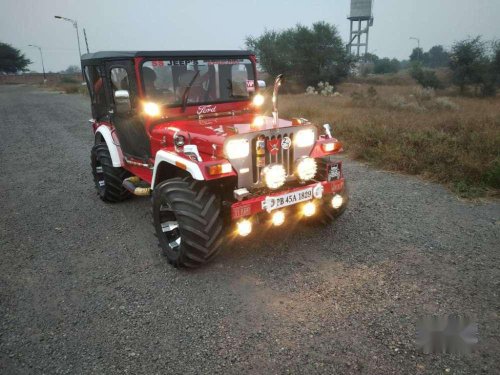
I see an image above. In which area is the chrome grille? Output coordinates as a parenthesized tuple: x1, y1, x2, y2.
(225, 124, 317, 190)
(251, 133, 294, 184)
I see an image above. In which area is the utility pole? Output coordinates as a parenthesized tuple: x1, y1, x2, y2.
(28, 44, 46, 84)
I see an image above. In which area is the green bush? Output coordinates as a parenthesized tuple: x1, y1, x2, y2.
(410, 64, 442, 89)
(483, 157, 500, 189)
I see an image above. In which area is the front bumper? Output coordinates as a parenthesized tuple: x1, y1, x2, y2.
(231, 178, 345, 220)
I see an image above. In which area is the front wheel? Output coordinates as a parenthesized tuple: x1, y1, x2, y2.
(152, 177, 224, 268)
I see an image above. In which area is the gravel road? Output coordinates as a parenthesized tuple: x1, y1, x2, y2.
(1, 85, 499, 374)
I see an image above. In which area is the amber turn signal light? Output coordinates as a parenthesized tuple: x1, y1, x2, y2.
(207, 163, 232, 175)
(322, 142, 341, 153)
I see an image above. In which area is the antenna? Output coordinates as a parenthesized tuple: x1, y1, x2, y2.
(83, 28, 90, 53)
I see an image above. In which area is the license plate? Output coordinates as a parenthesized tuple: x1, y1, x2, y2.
(262, 187, 313, 212)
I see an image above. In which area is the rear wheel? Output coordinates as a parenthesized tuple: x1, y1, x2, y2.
(152, 177, 224, 268)
(91, 143, 131, 202)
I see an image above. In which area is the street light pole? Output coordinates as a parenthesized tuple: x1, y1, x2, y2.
(409, 37, 421, 50)
(409, 37, 422, 61)
(28, 44, 46, 84)
(54, 15, 82, 58)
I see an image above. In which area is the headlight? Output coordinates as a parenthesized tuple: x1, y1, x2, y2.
(225, 139, 250, 159)
(262, 164, 286, 190)
(294, 129, 315, 148)
(295, 157, 317, 181)
(144, 102, 160, 117)
(252, 94, 265, 107)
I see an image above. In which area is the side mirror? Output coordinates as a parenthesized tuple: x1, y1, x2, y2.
(114, 90, 131, 113)
(257, 80, 266, 89)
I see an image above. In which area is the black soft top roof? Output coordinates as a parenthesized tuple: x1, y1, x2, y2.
(81, 50, 254, 63)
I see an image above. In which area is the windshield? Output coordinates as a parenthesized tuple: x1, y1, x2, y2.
(141, 58, 256, 107)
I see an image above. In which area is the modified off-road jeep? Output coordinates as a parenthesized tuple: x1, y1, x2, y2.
(81, 50, 347, 268)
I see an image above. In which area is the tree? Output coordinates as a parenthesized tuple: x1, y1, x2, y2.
(363, 53, 379, 64)
(373, 58, 400, 74)
(493, 41, 500, 78)
(0, 42, 31, 73)
(410, 47, 427, 64)
(246, 22, 356, 88)
(63, 65, 81, 74)
(427, 45, 450, 68)
(449, 37, 490, 94)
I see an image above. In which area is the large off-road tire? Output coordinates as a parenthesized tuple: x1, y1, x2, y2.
(90, 143, 132, 203)
(152, 177, 224, 268)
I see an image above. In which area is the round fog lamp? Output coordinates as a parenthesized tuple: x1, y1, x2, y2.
(262, 164, 286, 190)
(303, 202, 316, 217)
(272, 211, 285, 226)
(296, 157, 317, 181)
(332, 194, 343, 209)
(237, 219, 252, 237)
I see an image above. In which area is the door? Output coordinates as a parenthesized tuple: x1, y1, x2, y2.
(106, 61, 151, 160)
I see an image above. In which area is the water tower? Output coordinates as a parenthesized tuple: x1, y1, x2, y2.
(347, 0, 374, 58)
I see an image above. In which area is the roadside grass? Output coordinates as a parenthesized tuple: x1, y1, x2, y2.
(278, 83, 500, 198)
(54, 82, 87, 95)
(39, 76, 88, 95)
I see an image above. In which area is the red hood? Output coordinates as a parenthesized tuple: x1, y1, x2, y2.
(150, 114, 299, 158)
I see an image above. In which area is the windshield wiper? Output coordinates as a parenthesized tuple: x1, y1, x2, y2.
(181, 71, 200, 113)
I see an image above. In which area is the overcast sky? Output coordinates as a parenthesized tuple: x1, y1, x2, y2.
(1, 0, 499, 72)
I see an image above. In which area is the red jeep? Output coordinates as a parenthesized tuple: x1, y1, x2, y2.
(81, 50, 347, 268)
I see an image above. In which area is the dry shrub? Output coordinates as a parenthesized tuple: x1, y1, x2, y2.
(432, 97, 460, 111)
(63, 84, 80, 94)
(278, 84, 500, 197)
(412, 87, 435, 102)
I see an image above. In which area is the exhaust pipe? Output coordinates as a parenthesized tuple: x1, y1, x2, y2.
(272, 74, 284, 127)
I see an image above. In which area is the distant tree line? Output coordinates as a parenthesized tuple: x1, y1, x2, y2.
(408, 37, 500, 96)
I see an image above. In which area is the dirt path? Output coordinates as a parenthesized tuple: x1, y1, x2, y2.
(1, 85, 499, 374)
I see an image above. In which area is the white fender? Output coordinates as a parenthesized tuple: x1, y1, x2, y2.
(152, 150, 204, 186)
(95, 125, 123, 167)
